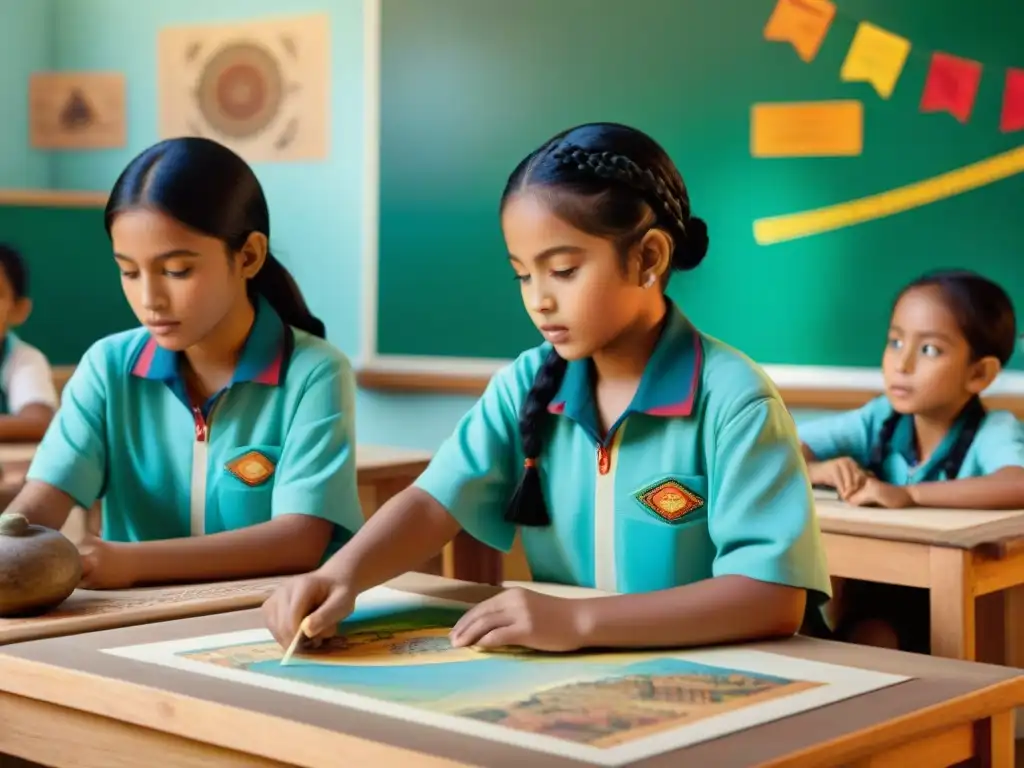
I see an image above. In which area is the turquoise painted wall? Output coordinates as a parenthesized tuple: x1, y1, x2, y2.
(0, 1, 52, 187)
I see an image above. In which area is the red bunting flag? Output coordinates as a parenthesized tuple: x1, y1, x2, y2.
(1000, 69, 1024, 133)
(920, 53, 982, 123)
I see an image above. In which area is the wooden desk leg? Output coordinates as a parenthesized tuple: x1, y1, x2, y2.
(443, 532, 503, 585)
(974, 709, 1015, 767)
(929, 547, 975, 659)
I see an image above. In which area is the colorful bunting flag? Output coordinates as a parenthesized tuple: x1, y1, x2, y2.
(839, 22, 911, 99)
(920, 53, 983, 123)
(763, 0, 836, 63)
(1000, 69, 1024, 133)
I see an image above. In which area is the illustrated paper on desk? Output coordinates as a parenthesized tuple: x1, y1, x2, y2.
(840, 22, 911, 99)
(751, 101, 863, 158)
(104, 587, 909, 766)
(763, 0, 836, 63)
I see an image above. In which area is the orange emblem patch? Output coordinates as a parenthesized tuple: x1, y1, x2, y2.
(226, 451, 276, 487)
(635, 479, 704, 522)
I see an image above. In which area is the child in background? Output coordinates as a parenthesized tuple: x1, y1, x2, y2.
(800, 269, 1024, 651)
(263, 122, 831, 653)
(4, 137, 364, 588)
(0, 244, 58, 441)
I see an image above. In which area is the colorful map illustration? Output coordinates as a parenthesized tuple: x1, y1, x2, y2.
(104, 587, 909, 765)
(178, 604, 820, 748)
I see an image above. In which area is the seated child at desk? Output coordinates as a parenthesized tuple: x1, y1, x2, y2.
(0, 244, 58, 441)
(3, 137, 364, 589)
(799, 269, 1024, 652)
(263, 122, 831, 653)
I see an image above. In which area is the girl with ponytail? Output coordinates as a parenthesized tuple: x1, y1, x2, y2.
(800, 269, 1024, 652)
(264, 123, 831, 655)
(8, 137, 364, 589)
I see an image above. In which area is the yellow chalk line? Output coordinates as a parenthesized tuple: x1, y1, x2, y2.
(753, 143, 1024, 245)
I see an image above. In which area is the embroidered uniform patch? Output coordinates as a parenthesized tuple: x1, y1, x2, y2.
(634, 479, 704, 522)
(226, 451, 276, 487)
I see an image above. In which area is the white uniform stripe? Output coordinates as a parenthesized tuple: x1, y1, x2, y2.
(190, 439, 208, 537)
(593, 424, 626, 592)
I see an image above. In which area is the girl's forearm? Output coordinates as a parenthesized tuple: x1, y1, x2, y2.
(573, 575, 807, 649)
(318, 487, 462, 593)
(909, 468, 1024, 509)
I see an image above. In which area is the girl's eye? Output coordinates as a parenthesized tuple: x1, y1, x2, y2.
(165, 268, 192, 278)
(120, 271, 139, 280)
(513, 273, 530, 283)
(552, 267, 577, 279)
(887, 337, 902, 349)
(921, 343, 941, 357)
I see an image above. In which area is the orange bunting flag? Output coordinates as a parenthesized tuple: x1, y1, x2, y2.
(1000, 69, 1024, 133)
(920, 53, 982, 123)
(763, 0, 836, 63)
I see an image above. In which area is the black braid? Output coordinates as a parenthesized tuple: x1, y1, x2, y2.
(940, 396, 986, 479)
(867, 410, 902, 478)
(867, 397, 987, 480)
(504, 349, 568, 526)
(548, 146, 689, 240)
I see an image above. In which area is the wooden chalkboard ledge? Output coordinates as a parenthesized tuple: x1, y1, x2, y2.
(0, 189, 107, 207)
(356, 362, 1024, 418)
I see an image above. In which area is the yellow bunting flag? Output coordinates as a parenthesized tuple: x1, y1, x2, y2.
(751, 100, 863, 158)
(840, 22, 911, 99)
(763, 0, 836, 63)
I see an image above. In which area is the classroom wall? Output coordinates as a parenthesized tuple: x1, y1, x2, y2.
(41, 0, 479, 448)
(0, 0, 52, 188)
(41, 0, 482, 449)
(5, 1, 833, 450)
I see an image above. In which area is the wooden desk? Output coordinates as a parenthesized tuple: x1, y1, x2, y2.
(0, 573, 1020, 768)
(0, 578, 282, 647)
(815, 491, 1024, 662)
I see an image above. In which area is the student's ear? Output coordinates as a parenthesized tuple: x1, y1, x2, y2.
(8, 297, 32, 327)
(634, 228, 672, 288)
(966, 355, 1002, 395)
(237, 232, 268, 279)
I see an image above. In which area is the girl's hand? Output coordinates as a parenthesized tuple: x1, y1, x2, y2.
(77, 535, 138, 589)
(812, 457, 870, 498)
(844, 477, 914, 509)
(262, 571, 356, 649)
(449, 587, 588, 652)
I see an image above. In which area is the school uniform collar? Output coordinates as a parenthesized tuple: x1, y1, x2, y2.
(888, 408, 968, 474)
(130, 295, 293, 387)
(547, 300, 703, 438)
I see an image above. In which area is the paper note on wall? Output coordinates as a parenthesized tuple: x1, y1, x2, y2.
(751, 101, 863, 158)
(840, 22, 911, 99)
(763, 0, 836, 63)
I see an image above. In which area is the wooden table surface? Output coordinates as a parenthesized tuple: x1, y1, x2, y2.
(0, 577, 284, 647)
(0, 574, 1021, 768)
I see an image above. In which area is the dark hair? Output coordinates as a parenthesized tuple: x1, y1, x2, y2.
(868, 269, 1017, 479)
(104, 137, 325, 338)
(499, 123, 709, 526)
(0, 245, 28, 299)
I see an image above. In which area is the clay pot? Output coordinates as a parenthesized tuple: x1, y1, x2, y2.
(0, 512, 82, 617)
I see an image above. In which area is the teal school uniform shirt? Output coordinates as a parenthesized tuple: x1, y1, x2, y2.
(415, 302, 832, 602)
(26, 297, 363, 559)
(799, 395, 1024, 484)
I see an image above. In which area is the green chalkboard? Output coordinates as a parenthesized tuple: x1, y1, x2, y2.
(0, 205, 135, 365)
(378, 0, 1024, 370)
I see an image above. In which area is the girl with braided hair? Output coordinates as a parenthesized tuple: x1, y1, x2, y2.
(263, 122, 831, 654)
(800, 269, 1024, 652)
